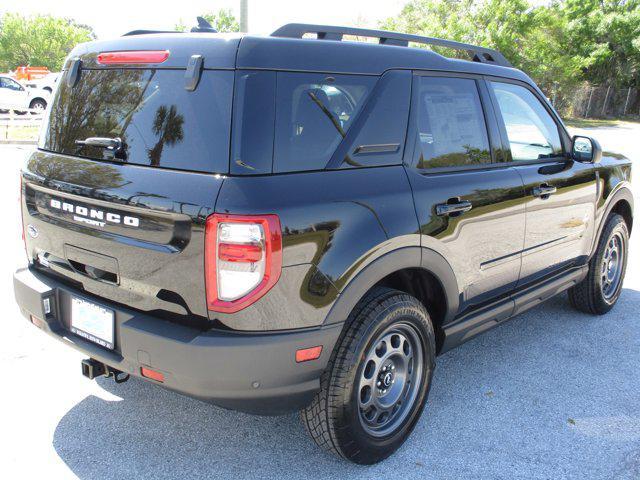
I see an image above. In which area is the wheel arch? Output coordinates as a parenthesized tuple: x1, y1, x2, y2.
(322, 247, 460, 352)
(29, 97, 47, 106)
(592, 186, 633, 258)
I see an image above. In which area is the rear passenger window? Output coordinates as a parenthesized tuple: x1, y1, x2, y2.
(273, 73, 376, 173)
(491, 82, 562, 161)
(415, 77, 491, 169)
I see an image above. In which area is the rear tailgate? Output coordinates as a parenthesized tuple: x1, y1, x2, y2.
(21, 34, 237, 326)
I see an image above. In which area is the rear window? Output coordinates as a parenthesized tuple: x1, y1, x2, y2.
(273, 72, 375, 172)
(40, 69, 233, 173)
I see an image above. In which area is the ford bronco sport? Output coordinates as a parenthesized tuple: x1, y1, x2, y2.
(13, 23, 633, 464)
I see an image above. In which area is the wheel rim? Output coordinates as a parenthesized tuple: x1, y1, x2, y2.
(357, 322, 424, 437)
(601, 231, 625, 301)
(33, 102, 44, 111)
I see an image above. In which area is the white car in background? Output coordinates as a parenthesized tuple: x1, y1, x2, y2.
(0, 75, 50, 114)
(24, 72, 60, 95)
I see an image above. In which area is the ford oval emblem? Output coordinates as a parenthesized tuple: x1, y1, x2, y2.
(27, 224, 38, 238)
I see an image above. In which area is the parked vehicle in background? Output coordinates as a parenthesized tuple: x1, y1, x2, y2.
(13, 22, 634, 465)
(24, 73, 61, 95)
(0, 75, 50, 114)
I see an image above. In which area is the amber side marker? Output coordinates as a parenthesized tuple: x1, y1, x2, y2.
(140, 367, 165, 383)
(295, 346, 323, 363)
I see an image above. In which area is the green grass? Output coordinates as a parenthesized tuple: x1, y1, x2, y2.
(0, 125, 39, 142)
(563, 117, 640, 128)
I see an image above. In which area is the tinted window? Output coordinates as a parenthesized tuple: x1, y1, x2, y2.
(415, 77, 490, 169)
(41, 69, 233, 173)
(273, 72, 375, 173)
(491, 82, 562, 161)
(1, 78, 23, 91)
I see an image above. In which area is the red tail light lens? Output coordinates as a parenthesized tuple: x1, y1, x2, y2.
(97, 50, 170, 65)
(205, 214, 282, 313)
(218, 243, 263, 263)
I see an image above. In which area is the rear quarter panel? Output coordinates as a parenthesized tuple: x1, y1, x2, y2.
(213, 166, 419, 330)
(593, 152, 633, 251)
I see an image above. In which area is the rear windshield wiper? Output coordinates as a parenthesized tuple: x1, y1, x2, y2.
(75, 137, 123, 151)
(75, 137, 126, 160)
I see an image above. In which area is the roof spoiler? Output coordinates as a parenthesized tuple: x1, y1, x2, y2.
(271, 23, 512, 68)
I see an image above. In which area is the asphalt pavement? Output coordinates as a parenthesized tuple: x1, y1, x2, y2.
(1, 123, 639, 479)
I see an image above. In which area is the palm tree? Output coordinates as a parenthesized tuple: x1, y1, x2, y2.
(148, 105, 184, 166)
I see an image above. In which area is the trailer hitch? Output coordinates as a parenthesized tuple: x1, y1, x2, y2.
(81, 358, 130, 383)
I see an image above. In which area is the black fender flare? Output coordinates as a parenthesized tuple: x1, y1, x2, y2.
(322, 246, 460, 326)
(591, 185, 634, 258)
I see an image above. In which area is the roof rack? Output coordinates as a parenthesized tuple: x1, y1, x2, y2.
(271, 24, 512, 68)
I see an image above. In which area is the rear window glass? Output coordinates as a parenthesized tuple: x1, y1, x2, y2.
(41, 69, 233, 173)
(273, 72, 376, 173)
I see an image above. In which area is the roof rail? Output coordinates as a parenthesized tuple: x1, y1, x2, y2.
(271, 24, 512, 68)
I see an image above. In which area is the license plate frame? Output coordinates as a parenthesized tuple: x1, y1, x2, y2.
(70, 297, 115, 350)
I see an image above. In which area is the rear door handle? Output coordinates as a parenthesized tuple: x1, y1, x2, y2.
(435, 200, 473, 217)
(532, 184, 557, 198)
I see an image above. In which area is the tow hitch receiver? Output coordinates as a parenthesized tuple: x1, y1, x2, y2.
(81, 358, 105, 379)
(81, 358, 130, 383)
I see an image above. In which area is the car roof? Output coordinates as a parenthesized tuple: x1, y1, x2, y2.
(236, 35, 530, 83)
(66, 26, 533, 85)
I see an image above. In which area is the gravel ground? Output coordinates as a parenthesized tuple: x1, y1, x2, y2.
(1, 123, 639, 479)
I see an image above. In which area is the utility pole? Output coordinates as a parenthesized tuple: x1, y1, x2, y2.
(240, 0, 248, 33)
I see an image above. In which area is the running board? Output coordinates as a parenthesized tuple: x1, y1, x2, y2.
(441, 265, 588, 353)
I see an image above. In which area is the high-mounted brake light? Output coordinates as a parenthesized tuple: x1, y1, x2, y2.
(97, 50, 170, 65)
(205, 214, 282, 313)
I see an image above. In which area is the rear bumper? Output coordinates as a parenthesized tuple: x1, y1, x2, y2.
(13, 267, 342, 415)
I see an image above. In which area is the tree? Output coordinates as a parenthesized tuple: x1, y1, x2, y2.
(0, 13, 95, 71)
(379, 0, 640, 96)
(562, 0, 640, 87)
(380, 0, 581, 93)
(175, 9, 240, 33)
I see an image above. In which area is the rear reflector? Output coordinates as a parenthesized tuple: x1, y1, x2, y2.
(140, 367, 164, 382)
(295, 346, 323, 363)
(97, 50, 170, 65)
(30, 315, 44, 329)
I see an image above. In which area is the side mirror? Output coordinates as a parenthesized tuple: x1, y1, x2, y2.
(571, 135, 602, 163)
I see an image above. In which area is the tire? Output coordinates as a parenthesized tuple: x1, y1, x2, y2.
(568, 213, 629, 314)
(29, 99, 47, 114)
(301, 287, 436, 464)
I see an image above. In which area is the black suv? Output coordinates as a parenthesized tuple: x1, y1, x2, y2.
(13, 24, 633, 464)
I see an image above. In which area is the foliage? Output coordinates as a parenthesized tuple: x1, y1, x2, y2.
(563, 0, 640, 87)
(175, 9, 240, 33)
(0, 13, 95, 71)
(380, 0, 640, 93)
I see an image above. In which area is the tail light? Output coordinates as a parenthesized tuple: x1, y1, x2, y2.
(205, 214, 282, 313)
